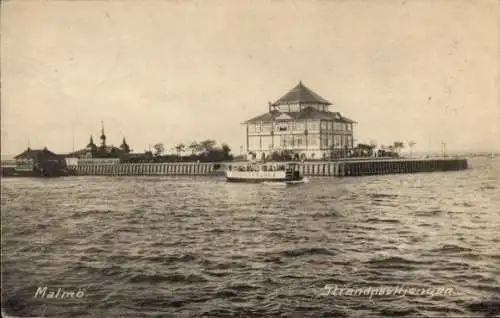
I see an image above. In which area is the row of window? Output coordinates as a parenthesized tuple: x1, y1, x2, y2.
(248, 134, 353, 150)
(248, 121, 352, 133)
(275, 104, 329, 113)
(321, 135, 353, 148)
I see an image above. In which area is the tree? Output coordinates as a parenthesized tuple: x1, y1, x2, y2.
(408, 141, 416, 157)
(393, 141, 405, 156)
(175, 143, 185, 158)
(199, 139, 216, 153)
(221, 143, 231, 159)
(188, 141, 199, 154)
(153, 143, 165, 157)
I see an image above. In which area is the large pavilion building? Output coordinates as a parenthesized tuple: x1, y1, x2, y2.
(244, 81, 356, 160)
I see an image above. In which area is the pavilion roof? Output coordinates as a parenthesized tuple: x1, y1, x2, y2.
(272, 81, 331, 106)
(244, 106, 356, 124)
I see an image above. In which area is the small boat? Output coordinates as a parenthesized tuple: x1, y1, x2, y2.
(225, 162, 306, 184)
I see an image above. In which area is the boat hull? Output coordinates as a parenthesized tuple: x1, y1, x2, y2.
(226, 177, 296, 183)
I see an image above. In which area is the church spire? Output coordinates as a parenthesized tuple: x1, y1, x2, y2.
(100, 121, 106, 147)
(120, 136, 130, 153)
(87, 135, 94, 147)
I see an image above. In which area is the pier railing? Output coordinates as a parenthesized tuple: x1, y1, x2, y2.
(70, 158, 468, 177)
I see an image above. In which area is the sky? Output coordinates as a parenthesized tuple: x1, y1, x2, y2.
(1, 0, 499, 156)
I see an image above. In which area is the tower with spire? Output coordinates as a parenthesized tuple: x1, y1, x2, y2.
(86, 135, 97, 153)
(120, 137, 131, 153)
(100, 121, 107, 148)
(68, 122, 132, 158)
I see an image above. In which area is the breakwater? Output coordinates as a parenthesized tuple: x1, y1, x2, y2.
(70, 158, 468, 177)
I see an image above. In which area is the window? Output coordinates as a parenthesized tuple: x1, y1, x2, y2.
(280, 135, 287, 148)
(347, 136, 353, 148)
(262, 123, 272, 133)
(278, 105, 289, 112)
(346, 124, 352, 131)
(334, 122, 343, 131)
(279, 122, 288, 131)
(321, 135, 329, 148)
(248, 124, 256, 133)
(321, 121, 328, 130)
(309, 121, 319, 131)
(296, 136, 303, 147)
(289, 104, 300, 112)
(296, 121, 305, 131)
(261, 136, 273, 149)
(308, 135, 318, 146)
(334, 135, 342, 148)
(255, 124, 261, 132)
(249, 136, 260, 151)
(328, 134, 333, 147)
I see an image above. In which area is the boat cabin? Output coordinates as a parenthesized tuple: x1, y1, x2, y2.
(225, 162, 303, 183)
(227, 162, 301, 173)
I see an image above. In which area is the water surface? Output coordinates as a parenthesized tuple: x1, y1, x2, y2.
(2, 157, 499, 317)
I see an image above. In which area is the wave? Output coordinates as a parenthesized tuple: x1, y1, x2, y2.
(467, 298, 500, 316)
(141, 253, 197, 264)
(365, 218, 401, 224)
(368, 193, 399, 199)
(414, 209, 443, 216)
(127, 272, 207, 284)
(364, 256, 433, 270)
(267, 247, 338, 258)
(378, 307, 420, 317)
(428, 244, 474, 254)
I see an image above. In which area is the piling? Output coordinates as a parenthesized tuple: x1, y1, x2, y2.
(74, 158, 467, 177)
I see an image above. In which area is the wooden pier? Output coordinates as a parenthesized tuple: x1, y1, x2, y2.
(70, 158, 467, 177)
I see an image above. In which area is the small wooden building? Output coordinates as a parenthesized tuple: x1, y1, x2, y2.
(10, 147, 68, 176)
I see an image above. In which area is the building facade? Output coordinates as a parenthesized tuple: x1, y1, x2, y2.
(244, 81, 356, 160)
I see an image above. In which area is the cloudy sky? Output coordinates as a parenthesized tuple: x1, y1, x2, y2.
(2, 0, 499, 156)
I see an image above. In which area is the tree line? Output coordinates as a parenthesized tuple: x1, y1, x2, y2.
(121, 139, 233, 163)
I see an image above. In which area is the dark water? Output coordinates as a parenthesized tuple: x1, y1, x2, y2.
(2, 157, 499, 317)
